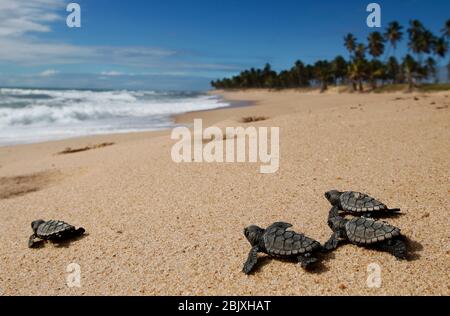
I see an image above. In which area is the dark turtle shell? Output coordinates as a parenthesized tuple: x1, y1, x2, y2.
(340, 191, 387, 213)
(36, 220, 77, 239)
(345, 217, 401, 245)
(263, 222, 321, 256)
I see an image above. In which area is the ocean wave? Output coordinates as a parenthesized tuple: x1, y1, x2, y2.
(0, 88, 228, 145)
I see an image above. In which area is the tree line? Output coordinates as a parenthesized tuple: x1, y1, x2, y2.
(211, 19, 450, 92)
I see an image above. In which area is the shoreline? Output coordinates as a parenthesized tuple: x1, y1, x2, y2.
(0, 91, 254, 150)
(0, 88, 446, 150)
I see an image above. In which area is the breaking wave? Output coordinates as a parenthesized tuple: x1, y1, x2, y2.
(0, 88, 228, 145)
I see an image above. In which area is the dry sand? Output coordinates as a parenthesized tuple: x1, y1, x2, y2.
(0, 89, 449, 295)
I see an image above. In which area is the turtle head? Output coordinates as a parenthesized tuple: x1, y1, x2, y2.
(244, 225, 264, 246)
(325, 190, 341, 206)
(31, 220, 45, 233)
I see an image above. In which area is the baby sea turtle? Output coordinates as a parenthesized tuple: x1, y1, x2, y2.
(325, 190, 400, 217)
(243, 222, 322, 274)
(324, 206, 407, 259)
(28, 220, 85, 248)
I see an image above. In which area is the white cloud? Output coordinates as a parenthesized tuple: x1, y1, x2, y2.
(39, 69, 59, 77)
(0, 0, 178, 66)
(100, 71, 124, 76)
(0, 0, 63, 37)
(0, 0, 241, 79)
(0, 36, 177, 66)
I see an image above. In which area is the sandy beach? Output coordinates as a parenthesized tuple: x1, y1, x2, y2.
(0, 89, 449, 296)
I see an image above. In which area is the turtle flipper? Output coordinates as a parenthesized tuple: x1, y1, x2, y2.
(363, 209, 402, 218)
(380, 239, 407, 260)
(297, 253, 318, 269)
(28, 234, 43, 248)
(242, 246, 259, 275)
(266, 222, 293, 231)
(323, 232, 341, 252)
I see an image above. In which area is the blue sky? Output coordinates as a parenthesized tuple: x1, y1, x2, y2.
(0, 0, 448, 90)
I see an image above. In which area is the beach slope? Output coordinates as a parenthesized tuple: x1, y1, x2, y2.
(0, 90, 449, 295)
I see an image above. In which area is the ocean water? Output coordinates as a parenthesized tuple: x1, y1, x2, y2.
(0, 88, 229, 146)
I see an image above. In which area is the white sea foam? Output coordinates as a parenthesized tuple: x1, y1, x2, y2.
(0, 88, 229, 145)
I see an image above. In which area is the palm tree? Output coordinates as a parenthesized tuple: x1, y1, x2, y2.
(408, 20, 424, 41)
(432, 37, 449, 82)
(262, 63, 277, 88)
(291, 60, 309, 87)
(313, 60, 333, 92)
(408, 20, 425, 60)
(256, 68, 264, 88)
(409, 21, 436, 59)
(408, 21, 437, 85)
(344, 33, 357, 59)
(354, 43, 366, 60)
(386, 56, 401, 84)
(368, 32, 385, 59)
(247, 68, 258, 88)
(403, 54, 419, 91)
(442, 19, 450, 38)
(212, 18, 450, 91)
(424, 57, 437, 82)
(367, 60, 386, 89)
(384, 21, 403, 58)
(231, 75, 241, 88)
(331, 56, 348, 85)
(346, 43, 367, 92)
(448, 62, 450, 81)
(421, 30, 436, 55)
(434, 37, 449, 59)
(348, 59, 367, 92)
(366, 33, 385, 89)
(277, 70, 291, 89)
(440, 25, 449, 79)
(305, 64, 315, 85)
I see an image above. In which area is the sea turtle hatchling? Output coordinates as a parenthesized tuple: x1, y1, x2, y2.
(28, 220, 85, 248)
(325, 190, 400, 217)
(324, 206, 407, 259)
(242, 222, 322, 274)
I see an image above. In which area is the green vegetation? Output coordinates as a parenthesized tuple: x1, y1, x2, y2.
(372, 84, 408, 93)
(368, 82, 450, 93)
(211, 19, 450, 92)
(417, 83, 450, 92)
